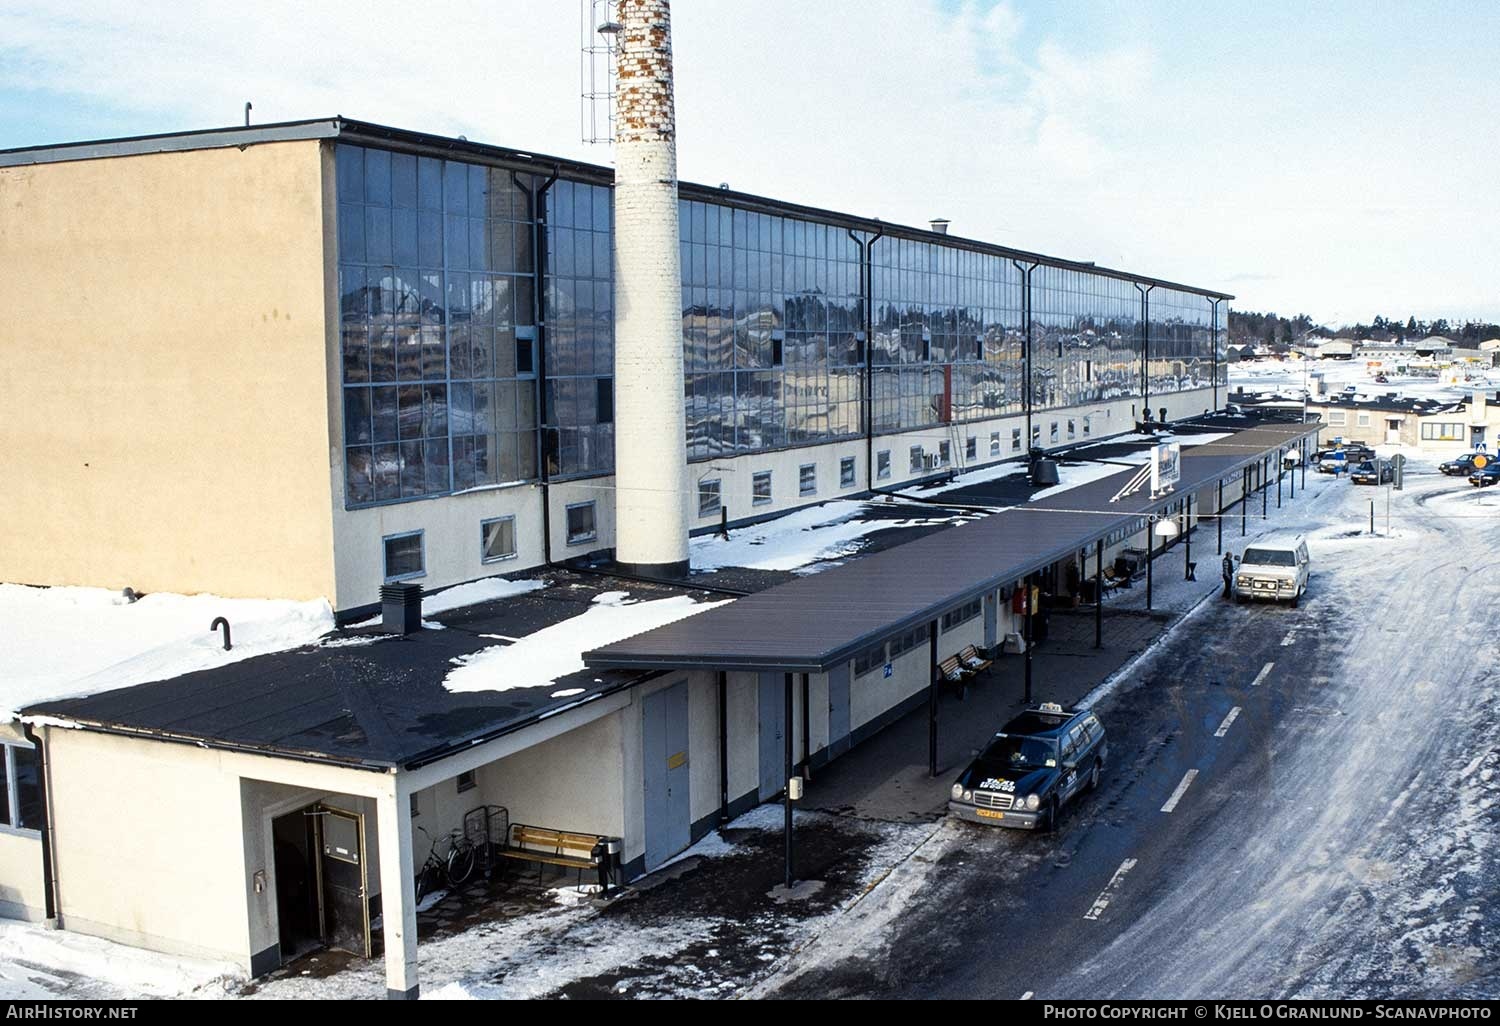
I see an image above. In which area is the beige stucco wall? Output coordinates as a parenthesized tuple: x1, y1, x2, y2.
(0, 830, 46, 921)
(0, 141, 338, 601)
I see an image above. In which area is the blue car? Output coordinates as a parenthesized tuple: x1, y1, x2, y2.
(949, 703, 1107, 832)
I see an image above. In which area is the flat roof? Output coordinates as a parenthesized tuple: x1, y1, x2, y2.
(0, 117, 1233, 302)
(584, 422, 1318, 675)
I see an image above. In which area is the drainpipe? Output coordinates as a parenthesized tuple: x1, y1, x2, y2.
(849, 225, 884, 491)
(513, 167, 560, 565)
(717, 671, 729, 824)
(1012, 261, 1039, 450)
(1135, 283, 1156, 425)
(800, 672, 811, 779)
(20, 723, 57, 923)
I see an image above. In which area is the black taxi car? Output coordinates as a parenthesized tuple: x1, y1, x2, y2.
(1469, 463, 1500, 487)
(948, 703, 1106, 832)
(1350, 459, 1392, 485)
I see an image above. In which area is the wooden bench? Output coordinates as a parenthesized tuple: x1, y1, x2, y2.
(939, 655, 971, 684)
(957, 645, 992, 674)
(500, 823, 612, 891)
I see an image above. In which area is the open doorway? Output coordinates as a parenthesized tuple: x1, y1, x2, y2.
(272, 808, 323, 960)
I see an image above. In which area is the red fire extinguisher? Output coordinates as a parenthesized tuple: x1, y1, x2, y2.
(1011, 586, 1027, 615)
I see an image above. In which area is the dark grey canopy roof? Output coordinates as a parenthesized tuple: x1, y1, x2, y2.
(585, 423, 1319, 674)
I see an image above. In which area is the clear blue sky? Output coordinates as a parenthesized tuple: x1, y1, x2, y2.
(3, 0, 1495, 325)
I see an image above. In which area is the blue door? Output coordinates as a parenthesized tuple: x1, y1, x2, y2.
(758, 673, 785, 801)
(643, 681, 691, 869)
(827, 664, 851, 759)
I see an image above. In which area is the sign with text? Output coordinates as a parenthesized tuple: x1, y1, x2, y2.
(1151, 442, 1182, 494)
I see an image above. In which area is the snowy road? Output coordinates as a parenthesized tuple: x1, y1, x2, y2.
(769, 463, 1500, 999)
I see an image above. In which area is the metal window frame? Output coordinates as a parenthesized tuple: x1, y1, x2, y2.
(565, 500, 598, 545)
(752, 470, 774, 506)
(0, 743, 39, 837)
(876, 450, 892, 480)
(798, 463, 818, 496)
(456, 769, 477, 793)
(698, 479, 723, 518)
(480, 515, 518, 564)
(382, 529, 427, 582)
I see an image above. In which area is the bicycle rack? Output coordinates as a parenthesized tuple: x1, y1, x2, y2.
(463, 804, 509, 878)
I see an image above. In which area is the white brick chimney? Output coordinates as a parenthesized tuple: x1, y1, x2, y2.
(612, 0, 690, 575)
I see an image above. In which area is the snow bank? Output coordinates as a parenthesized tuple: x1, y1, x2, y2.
(444, 591, 733, 694)
(421, 577, 547, 616)
(0, 919, 239, 999)
(0, 585, 334, 721)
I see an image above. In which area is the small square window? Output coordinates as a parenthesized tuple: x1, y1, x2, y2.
(965, 436, 977, 460)
(596, 379, 614, 424)
(1067, 419, 1076, 439)
(1031, 424, 1041, 445)
(481, 516, 516, 563)
(877, 450, 891, 480)
(516, 328, 536, 377)
(1050, 422, 1059, 443)
(910, 446, 924, 472)
(698, 479, 722, 518)
(383, 531, 424, 582)
(1083, 416, 1092, 436)
(1012, 428, 1022, 451)
(799, 464, 817, 496)
(938, 441, 951, 466)
(409, 792, 421, 818)
(990, 432, 1001, 457)
(752, 471, 772, 505)
(840, 456, 856, 489)
(566, 501, 597, 545)
(457, 770, 476, 794)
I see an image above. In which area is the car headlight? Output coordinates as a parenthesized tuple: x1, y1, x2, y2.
(951, 783, 964, 801)
(963, 790, 973, 802)
(1025, 793, 1041, 811)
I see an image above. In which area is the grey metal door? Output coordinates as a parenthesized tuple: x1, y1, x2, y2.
(758, 673, 785, 800)
(827, 664, 851, 759)
(983, 593, 998, 650)
(643, 681, 691, 869)
(317, 807, 370, 958)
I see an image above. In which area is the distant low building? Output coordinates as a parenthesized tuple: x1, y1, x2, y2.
(1315, 339, 1358, 359)
(1305, 390, 1500, 453)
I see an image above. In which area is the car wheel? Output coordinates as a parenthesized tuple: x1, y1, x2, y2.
(1043, 797, 1060, 834)
(1088, 759, 1102, 792)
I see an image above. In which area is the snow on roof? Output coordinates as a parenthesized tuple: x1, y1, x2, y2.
(444, 590, 733, 695)
(0, 584, 334, 724)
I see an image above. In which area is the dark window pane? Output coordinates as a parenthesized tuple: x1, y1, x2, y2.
(397, 385, 424, 440)
(338, 204, 365, 264)
(345, 447, 375, 506)
(0, 749, 8, 826)
(418, 157, 443, 210)
(399, 440, 426, 496)
(341, 327, 370, 384)
(371, 386, 398, 443)
(343, 387, 372, 445)
(14, 747, 41, 830)
(423, 384, 449, 438)
(482, 518, 516, 562)
(443, 161, 468, 214)
(418, 212, 444, 267)
(596, 379, 614, 424)
(364, 148, 391, 206)
(383, 533, 423, 580)
(452, 435, 475, 491)
(336, 145, 364, 204)
(391, 153, 418, 208)
(369, 326, 397, 383)
(373, 443, 401, 500)
(365, 206, 392, 265)
(392, 208, 418, 266)
(424, 438, 449, 494)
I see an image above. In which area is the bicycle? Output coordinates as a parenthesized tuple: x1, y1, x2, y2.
(414, 826, 478, 903)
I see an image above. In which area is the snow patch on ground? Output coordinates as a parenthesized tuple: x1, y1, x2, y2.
(0, 920, 240, 1000)
(443, 591, 734, 694)
(690, 500, 971, 573)
(423, 577, 547, 615)
(0, 585, 334, 721)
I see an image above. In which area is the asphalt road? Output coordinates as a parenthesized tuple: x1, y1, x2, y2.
(772, 465, 1500, 1000)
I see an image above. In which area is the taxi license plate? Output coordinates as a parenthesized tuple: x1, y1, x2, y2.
(976, 809, 1005, 820)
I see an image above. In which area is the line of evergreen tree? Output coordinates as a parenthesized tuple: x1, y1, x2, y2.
(1228, 311, 1500, 348)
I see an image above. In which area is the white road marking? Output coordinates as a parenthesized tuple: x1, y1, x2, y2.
(1280, 630, 1298, 647)
(1021, 991, 1034, 1000)
(1251, 662, 1275, 686)
(1160, 769, 1199, 813)
(1083, 858, 1138, 921)
(1214, 706, 1242, 738)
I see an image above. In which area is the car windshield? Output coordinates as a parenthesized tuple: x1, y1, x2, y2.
(1355, 462, 1374, 472)
(1242, 547, 1296, 566)
(983, 735, 1058, 769)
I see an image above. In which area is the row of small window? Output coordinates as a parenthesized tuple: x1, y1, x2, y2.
(1421, 422, 1465, 441)
(851, 600, 983, 677)
(696, 459, 860, 518)
(0, 743, 41, 833)
(1326, 411, 1374, 428)
(380, 505, 602, 582)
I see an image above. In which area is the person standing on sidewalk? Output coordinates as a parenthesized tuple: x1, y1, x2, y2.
(1221, 551, 1236, 598)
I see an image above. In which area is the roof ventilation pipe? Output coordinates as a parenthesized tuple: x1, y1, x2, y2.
(930, 218, 951, 235)
(380, 582, 423, 635)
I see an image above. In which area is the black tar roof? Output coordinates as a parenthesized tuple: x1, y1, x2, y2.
(0, 117, 1233, 302)
(584, 422, 1318, 675)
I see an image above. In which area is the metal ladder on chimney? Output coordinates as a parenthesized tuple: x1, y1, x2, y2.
(946, 418, 967, 475)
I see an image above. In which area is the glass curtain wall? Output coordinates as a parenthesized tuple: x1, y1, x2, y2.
(679, 200, 864, 459)
(337, 145, 539, 508)
(1029, 267, 1142, 409)
(1146, 287, 1217, 397)
(869, 239, 1023, 434)
(545, 179, 615, 478)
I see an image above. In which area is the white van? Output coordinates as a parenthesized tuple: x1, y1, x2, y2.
(1234, 536, 1311, 607)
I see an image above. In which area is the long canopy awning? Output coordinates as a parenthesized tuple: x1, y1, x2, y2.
(584, 422, 1320, 675)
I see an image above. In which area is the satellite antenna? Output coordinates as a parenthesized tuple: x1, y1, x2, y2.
(581, 0, 623, 145)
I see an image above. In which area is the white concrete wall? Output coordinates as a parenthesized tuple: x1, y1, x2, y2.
(724, 672, 760, 803)
(0, 831, 45, 921)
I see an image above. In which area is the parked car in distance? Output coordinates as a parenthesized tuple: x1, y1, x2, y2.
(1317, 451, 1349, 474)
(1440, 453, 1491, 476)
(1469, 463, 1500, 487)
(1235, 536, 1311, 606)
(1351, 459, 1393, 485)
(948, 703, 1106, 832)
